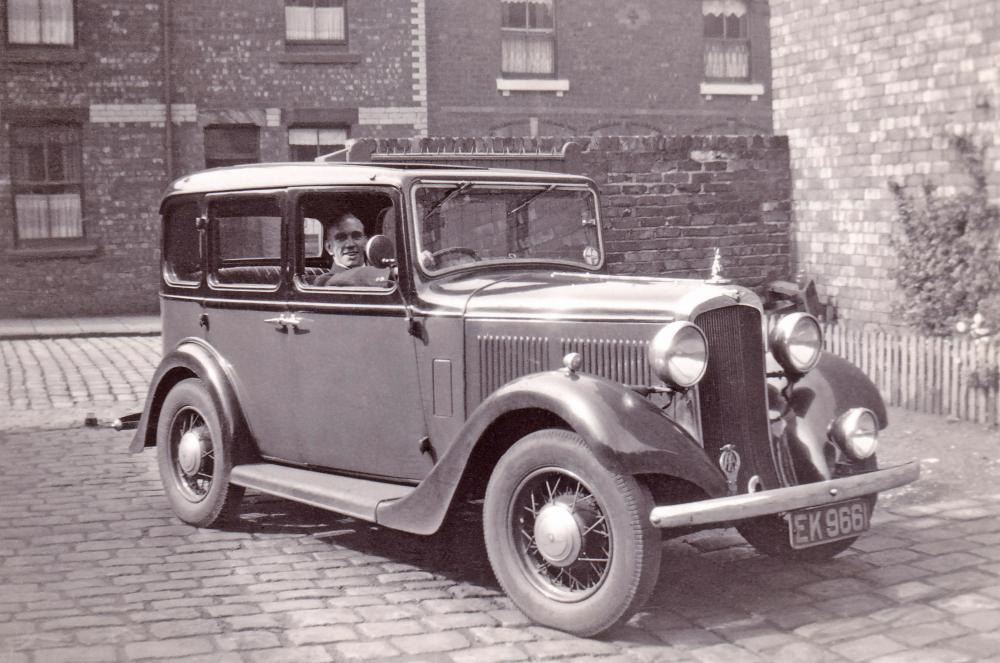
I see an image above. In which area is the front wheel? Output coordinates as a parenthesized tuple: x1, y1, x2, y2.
(156, 378, 244, 527)
(483, 429, 661, 636)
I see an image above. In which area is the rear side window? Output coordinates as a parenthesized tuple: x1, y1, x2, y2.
(163, 201, 202, 285)
(210, 196, 284, 288)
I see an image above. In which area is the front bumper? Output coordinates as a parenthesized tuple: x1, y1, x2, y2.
(649, 461, 920, 529)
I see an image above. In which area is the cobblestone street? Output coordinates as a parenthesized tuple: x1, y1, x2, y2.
(2, 336, 1000, 662)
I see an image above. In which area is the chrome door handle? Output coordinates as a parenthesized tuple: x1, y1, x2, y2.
(265, 314, 292, 330)
(264, 313, 306, 331)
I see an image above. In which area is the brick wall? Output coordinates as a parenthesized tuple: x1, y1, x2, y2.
(770, 0, 1000, 326)
(426, 0, 774, 138)
(0, 0, 425, 318)
(361, 135, 793, 286)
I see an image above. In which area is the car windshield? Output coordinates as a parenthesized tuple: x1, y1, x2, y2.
(412, 181, 602, 273)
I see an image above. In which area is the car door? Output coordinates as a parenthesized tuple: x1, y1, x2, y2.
(286, 187, 431, 482)
(202, 191, 303, 463)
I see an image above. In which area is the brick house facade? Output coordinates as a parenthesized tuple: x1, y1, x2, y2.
(770, 0, 1000, 326)
(1, 0, 776, 318)
(427, 0, 773, 137)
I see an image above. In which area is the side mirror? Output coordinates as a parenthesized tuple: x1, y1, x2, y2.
(365, 234, 396, 268)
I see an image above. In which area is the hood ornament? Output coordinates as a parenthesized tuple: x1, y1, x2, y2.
(706, 248, 731, 285)
(719, 444, 741, 495)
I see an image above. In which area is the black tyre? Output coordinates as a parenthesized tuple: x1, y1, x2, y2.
(483, 429, 661, 636)
(737, 494, 877, 562)
(156, 378, 244, 527)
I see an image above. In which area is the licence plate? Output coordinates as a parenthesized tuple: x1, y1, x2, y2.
(786, 499, 870, 549)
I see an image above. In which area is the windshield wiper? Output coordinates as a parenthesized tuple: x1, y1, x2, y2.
(506, 185, 556, 218)
(422, 181, 472, 220)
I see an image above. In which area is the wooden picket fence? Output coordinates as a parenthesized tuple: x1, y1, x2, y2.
(822, 322, 1000, 428)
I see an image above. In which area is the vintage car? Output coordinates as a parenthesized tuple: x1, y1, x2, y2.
(121, 161, 919, 636)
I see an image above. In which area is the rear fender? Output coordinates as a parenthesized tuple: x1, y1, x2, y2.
(128, 339, 253, 460)
(376, 370, 727, 534)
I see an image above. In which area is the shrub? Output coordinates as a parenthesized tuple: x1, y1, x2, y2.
(889, 134, 1000, 337)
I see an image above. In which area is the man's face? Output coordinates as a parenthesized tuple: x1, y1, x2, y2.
(327, 215, 366, 268)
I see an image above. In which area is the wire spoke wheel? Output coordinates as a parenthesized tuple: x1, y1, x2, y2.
(168, 406, 215, 502)
(156, 378, 244, 527)
(484, 429, 661, 636)
(511, 468, 612, 601)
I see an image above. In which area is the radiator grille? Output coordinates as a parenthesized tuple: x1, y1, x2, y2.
(478, 335, 550, 399)
(695, 306, 779, 489)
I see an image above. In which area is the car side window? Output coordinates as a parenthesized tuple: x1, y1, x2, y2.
(163, 200, 202, 286)
(209, 196, 284, 288)
(295, 190, 396, 290)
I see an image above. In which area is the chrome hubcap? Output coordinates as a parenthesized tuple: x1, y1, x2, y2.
(533, 502, 582, 567)
(177, 430, 206, 477)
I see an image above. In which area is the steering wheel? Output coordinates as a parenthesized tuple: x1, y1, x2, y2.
(429, 246, 480, 268)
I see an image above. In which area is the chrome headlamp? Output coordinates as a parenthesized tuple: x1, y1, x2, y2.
(647, 321, 708, 390)
(829, 407, 879, 460)
(769, 312, 823, 376)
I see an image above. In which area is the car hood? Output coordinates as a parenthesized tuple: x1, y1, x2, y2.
(460, 271, 760, 322)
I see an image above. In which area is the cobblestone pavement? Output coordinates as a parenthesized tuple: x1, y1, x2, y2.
(2, 337, 1000, 662)
(0, 336, 159, 421)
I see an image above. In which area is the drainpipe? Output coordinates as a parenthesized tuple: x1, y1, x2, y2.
(162, 0, 174, 181)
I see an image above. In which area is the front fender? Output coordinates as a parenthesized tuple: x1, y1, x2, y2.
(128, 339, 252, 459)
(376, 369, 727, 534)
(783, 351, 887, 480)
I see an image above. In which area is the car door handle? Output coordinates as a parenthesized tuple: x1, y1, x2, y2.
(264, 313, 307, 331)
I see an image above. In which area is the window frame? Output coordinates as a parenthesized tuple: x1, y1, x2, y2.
(289, 185, 404, 297)
(161, 198, 205, 289)
(500, 0, 557, 79)
(287, 125, 350, 162)
(3, 0, 78, 49)
(206, 191, 288, 294)
(9, 120, 86, 246)
(283, 0, 348, 47)
(203, 124, 261, 170)
(702, 0, 752, 83)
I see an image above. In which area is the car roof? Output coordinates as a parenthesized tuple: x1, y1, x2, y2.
(160, 161, 595, 208)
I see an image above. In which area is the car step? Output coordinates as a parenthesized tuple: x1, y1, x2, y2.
(229, 463, 414, 523)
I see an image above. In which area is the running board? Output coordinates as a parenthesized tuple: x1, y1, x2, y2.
(229, 463, 414, 523)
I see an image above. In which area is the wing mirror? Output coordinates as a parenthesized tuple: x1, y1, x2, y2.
(365, 234, 396, 268)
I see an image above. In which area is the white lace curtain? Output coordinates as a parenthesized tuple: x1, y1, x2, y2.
(501, 0, 554, 75)
(8, 0, 74, 45)
(285, 1, 345, 41)
(16, 193, 82, 239)
(702, 0, 747, 17)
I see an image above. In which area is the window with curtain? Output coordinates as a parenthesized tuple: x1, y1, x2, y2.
(7, 0, 75, 46)
(703, 0, 750, 81)
(204, 126, 260, 169)
(501, 0, 555, 77)
(288, 127, 349, 161)
(10, 124, 83, 241)
(285, 0, 346, 42)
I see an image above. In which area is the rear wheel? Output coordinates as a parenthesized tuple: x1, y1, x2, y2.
(483, 429, 661, 636)
(156, 378, 244, 527)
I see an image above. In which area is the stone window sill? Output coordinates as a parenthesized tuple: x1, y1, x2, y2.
(278, 52, 362, 65)
(5, 240, 100, 261)
(0, 48, 87, 64)
(496, 78, 570, 97)
(700, 82, 765, 100)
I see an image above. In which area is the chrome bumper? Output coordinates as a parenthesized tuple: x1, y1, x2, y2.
(649, 461, 920, 529)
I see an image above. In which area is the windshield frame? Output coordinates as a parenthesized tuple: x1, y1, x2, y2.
(409, 178, 605, 277)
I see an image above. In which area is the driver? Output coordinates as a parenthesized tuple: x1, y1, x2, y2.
(314, 213, 391, 288)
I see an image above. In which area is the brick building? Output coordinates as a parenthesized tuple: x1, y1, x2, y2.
(1, 0, 776, 318)
(427, 0, 773, 137)
(770, 0, 999, 326)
